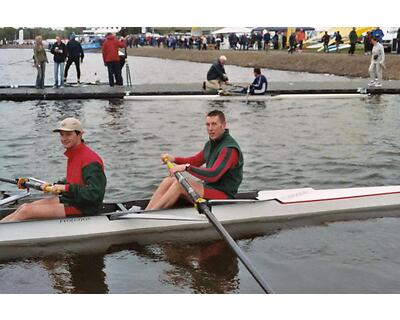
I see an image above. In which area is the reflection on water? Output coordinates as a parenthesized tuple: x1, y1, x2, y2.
(45, 253, 108, 294)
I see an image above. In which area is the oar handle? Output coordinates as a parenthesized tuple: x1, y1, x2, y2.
(0, 177, 60, 194)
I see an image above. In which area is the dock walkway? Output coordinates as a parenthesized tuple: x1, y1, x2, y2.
(1, 80, 400, 101)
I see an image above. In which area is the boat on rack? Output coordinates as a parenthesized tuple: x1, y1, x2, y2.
(2, 185, 400, 247)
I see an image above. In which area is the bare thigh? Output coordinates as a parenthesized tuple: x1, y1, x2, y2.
(19, 197, 65, 220)
(179, 179, 204, 202)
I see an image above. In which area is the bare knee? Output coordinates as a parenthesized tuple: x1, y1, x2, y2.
(162, 176, 175, 185)
(14, 204, 33, 220)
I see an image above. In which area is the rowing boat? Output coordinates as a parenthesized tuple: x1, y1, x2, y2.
(123, 93, 366, 101)
(2, 185, 400, 247)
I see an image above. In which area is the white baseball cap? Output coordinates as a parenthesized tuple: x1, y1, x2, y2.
(53, 117, 83, 132)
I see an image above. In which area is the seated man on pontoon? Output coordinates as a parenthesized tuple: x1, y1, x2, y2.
(203, 55, 229, 90)
(145, 110, 243, 211)
(246, 68, 268, 95)
(1, 118, 107, 222)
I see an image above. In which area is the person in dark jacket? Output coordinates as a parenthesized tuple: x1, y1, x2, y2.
(1, 118, 107, 223)
(348, 27, 358, 55)
(64, 34, 84, 84)
(272, 32, 279, 49)
(322, 31, 330, 53)
(335, 31, 342, 53)
(288, 32, 297, 54)
(50, 36, 67, 87)
(145, 110, 243, 211)
(242, 68, 268, 95)
(203, 55, 228, 90)
(263, 31, 271, 50)
(397, 28, 400, 54)
(102, 33, 126, 86)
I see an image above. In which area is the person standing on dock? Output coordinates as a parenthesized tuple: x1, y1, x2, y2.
(296, 28, 305, 52)
(50, 36, 67, 88)
(203, 55, 229, 90)
(1, 118, 107, 223)
(64, 33, 84, 84)
(334, 31, 342, 53)
(348, 27, 358, 55)
(145, 110, 243, 211)
(288, 32, 297, 54)
(368, 36, 385, 87)
(322, 31, 330, 53)
(33, 35, 48, 89)
(102, 33, 126, 87)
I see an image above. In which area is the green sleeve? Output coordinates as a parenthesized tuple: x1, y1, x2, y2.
(56, 177, 67, 184)
(63, 162, 107, 207)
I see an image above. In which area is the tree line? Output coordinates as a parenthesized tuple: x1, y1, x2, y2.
(0, 27, 84, 40)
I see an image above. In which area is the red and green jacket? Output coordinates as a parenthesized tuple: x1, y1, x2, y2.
(175, 129, 243, 198)
(58, 143, 107, 215)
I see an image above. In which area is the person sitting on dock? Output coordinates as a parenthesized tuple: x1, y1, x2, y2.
(145, 110, 243, 211)
(245, 68, 268, 95)
(203, 55, 229, 90)
(1, 118, 107, 223)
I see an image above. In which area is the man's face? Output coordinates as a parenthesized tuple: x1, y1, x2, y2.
(206, 116, 226, 140)
(59, 131, 82, 149)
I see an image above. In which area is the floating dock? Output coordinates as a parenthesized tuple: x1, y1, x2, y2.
(0, 80, 400, 101)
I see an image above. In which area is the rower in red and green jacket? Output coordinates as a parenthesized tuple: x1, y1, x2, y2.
(146, 110, 243, 211)
(1, 118, 107, 223)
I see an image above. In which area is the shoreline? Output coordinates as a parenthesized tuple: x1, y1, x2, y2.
(3, 45, 400, 80)
(126, 47, 400, 80)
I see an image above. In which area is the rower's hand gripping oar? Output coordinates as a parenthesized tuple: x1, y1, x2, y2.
(163, 158, 273, 294)
(0, 177, 61, 194)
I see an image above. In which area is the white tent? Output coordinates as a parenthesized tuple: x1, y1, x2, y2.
(212, 27, 253, 35)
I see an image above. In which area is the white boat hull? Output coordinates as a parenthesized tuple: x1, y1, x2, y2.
(2, 186, 400, 247)
(124, 93, 364, 101)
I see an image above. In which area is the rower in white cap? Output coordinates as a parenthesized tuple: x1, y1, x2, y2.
(1, 118, 107, 223)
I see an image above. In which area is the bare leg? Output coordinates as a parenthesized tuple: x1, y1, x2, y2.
(146, 177, 204, 211)
(145, 176, 175, 210)
(1, 197, 66, 223)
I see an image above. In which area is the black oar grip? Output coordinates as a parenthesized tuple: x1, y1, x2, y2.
(0, 177, 18, 185)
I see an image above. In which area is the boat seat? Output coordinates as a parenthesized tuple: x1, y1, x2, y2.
(234, 191, 258, 200)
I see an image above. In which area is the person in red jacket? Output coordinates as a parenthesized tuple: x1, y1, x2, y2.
(102, 33, 126, 86)
(1, 118, 107, 223)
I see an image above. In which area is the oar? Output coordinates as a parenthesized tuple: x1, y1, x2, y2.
(0, 177, 57, 193)
(246, 85, 251, 104)
(163, 158, 273, 294)
(225, 83, 247, 90)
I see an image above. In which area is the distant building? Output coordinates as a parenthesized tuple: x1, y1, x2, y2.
(82, 27, 122, 36)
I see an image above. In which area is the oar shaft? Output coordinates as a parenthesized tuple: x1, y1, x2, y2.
(165, 160, 273, 294)
(0, 177, 18, 185)
(197, 201, 273, 293)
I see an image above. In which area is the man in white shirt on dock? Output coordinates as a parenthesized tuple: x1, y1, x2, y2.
(368, 36, 385, 88)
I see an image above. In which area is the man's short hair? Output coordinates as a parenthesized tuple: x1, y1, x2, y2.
(207, 110, 226, 123)
(219, 55, 227, 62)
(253, 68, 261, 75)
